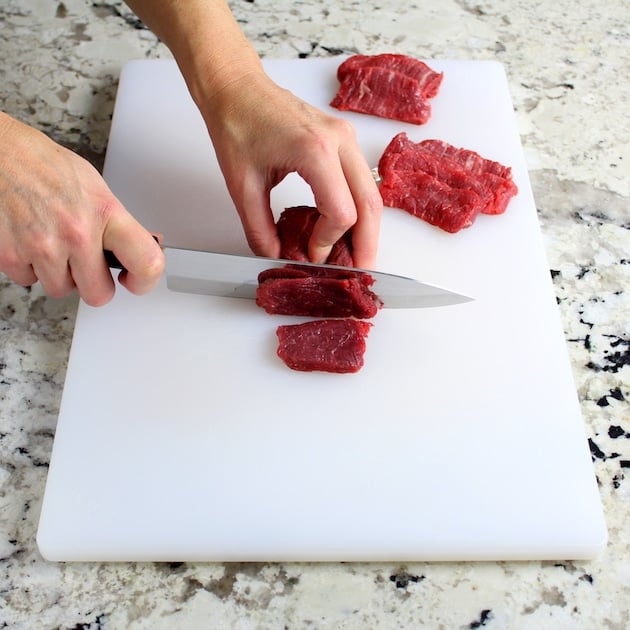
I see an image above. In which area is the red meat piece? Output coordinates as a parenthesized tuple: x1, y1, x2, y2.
(276, 319, 372, 373)
(330, 54, 443, 125)
(257, 266, 382, 319)
(258, 264, 374, 284)
(419, 139, 514, 179)
(277, 206, 354, 267)
(378, 132, 518, 231)
(337, 54, 443, 98)
(379, 135, 493, 214)
(380, 169, 482, 233)
(330, 67, 433, 125)
(417, 139, 518, 215)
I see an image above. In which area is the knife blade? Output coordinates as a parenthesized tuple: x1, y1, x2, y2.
(105, 246, 472, 309)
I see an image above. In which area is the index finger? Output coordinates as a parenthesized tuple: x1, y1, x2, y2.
(337, 143, 383, 269)
(302, 140, 382, 268)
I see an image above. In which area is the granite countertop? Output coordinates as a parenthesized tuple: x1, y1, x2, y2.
(1, 1, 628, 628)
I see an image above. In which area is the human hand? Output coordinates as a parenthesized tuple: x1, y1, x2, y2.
(0, 113, 164, 306)
(201, 72, 383, 269)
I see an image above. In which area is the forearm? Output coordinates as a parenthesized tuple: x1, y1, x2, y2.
(124, 0, 264, 112)
(124, 0, 382, 268)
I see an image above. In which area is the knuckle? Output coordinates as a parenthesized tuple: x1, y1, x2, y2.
(28, 231, 58, 265)
(317, 203, 357, 231)
(336, 207, 358, 231)
(95, 199, 118, 224)
(330, 117, 356, 140)
(301, 127, 331, 155)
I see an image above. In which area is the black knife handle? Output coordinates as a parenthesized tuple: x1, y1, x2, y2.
(104, 235, 160, 271)
(104, 249, 124, 270)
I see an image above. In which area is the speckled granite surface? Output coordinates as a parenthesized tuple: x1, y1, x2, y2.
(0, 1, 628, 628)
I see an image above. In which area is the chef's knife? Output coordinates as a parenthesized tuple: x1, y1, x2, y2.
(105, 246, 472, 309)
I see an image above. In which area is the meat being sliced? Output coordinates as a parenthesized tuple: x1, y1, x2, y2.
(258, 264, 373, 284)
(378, 132, 518, 231)
(256, 266, 382, 319)
(276, 206, 354, 267)
(330, 54, 443, 125)
(262, 206, 379, 374)
(276, 319, 372, 373)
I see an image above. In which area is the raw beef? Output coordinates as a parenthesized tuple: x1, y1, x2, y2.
(378, 132, 518, 232)
(337, 54, 443, 98)
(331, 67, 432, 125)
(330, 54, 443, 125)
(256, 265, 382, 319)
(419, 139, 513, 179)
(417, 139, 518, 215)
(276, 319, 372, 373)
(380, 169, 482, 233)
(276, 206, 354, 267)
(261, 206, 379, 374)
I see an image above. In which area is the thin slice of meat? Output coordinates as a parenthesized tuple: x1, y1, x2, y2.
(377, 132, 518, 231)
(379, 169, 482, 233)
(378, 136, 494, 214)
(257, 266, 382, 318)
(330, 54, 443, 125)
(416, 139, 518, 215)
(276, 206, 354, 267)
(337, 54, 443, 98)
(330, 66, 433, 125)
(258, 264, 374, 284)
(276, 319, 372, 373)
(418, 139, 514, 179)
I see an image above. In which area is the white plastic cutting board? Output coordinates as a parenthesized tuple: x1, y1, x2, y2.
(37, 58, 607, 561)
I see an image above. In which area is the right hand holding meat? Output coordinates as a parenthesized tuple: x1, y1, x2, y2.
(0, 112, 164, 305)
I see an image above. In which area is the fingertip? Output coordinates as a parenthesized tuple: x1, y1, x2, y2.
(75, 269, 116, 307)
(82, 284, 116, 307)
(117, 271, 159, 296)
(117, 247, 165, 295)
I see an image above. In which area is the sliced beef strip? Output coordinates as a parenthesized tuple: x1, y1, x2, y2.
(378, 136, 494, 214)
(336, 53, 443, 98)
(418, 139, 514, 180)
(258, 264, 376, 287)
(330, 54, 443, 125)
(256, 272, 382, 319)
(379, 169, 482, 233)
(416, 139, 518, 215)
(377, 132, 518, 231)
(330, 66, 433, 125)
(276, 319, 372, 373)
